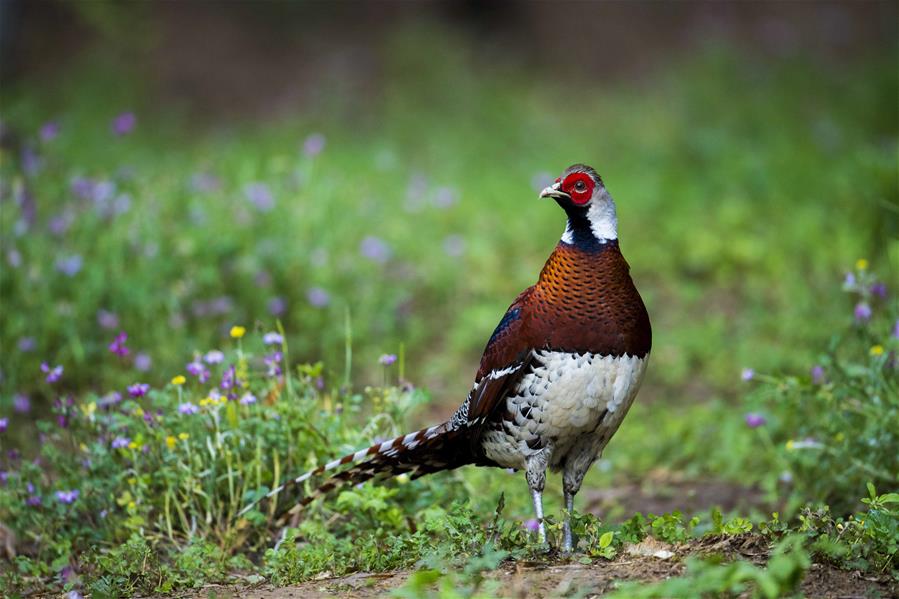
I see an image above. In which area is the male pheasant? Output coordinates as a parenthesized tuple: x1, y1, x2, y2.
(242, 164, 651, 553)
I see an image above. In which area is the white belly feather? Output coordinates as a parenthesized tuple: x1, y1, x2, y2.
(481, 351, 648, 470)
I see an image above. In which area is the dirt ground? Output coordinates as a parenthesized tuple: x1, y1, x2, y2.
(186, 536, 897, 599)
(177, 479, 896, 598)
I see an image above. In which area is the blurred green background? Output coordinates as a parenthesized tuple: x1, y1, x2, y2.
(1, 1, 896, 423)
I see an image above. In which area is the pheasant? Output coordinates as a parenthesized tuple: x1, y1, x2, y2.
(242, 164, 651, 553)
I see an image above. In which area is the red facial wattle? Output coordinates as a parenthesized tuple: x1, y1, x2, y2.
(560, 172, 594, 205)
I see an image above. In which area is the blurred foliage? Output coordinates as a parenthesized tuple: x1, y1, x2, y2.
(0, 28, 896, 415)
(742, 261, 898, 514)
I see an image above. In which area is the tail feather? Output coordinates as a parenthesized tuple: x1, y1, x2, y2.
(239, 420, 466, 518)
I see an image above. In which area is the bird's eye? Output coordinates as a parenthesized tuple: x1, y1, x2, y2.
(574, 180, 587, 192)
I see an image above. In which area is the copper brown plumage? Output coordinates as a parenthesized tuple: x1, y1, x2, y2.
(241, 164, 651, 554)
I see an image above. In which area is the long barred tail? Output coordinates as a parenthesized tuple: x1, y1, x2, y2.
(238, 420, 468, 519)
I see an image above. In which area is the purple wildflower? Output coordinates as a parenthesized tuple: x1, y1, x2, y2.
(134, 353, 152, 372)
(68, 590, 84, 599)
(40, 121, 60, 142)
(21, 145, 41, 176)
(55, 489, 79, 504)
(90, 179, 116, 204)
(111, 112, 136, 136)
(98, 391, 122, 409)
(41, 362, 63, 384)
(744, 413, 766, 428)
(178, 402, 199, 415)
(379, 354, 397, 366)
(220, 365, 237, 391)
(0, 471, 7, 485)
(13, 393, 31, 414)
(26, 494, 42, 507)
(244, 183, 275, 212)
(192, 296, 234, 317)
(0, 418, 7, 433)
(17, 336, 36, 352)
(7, 247, 22, 268)
(268, 296, 287, 315)
(524, 518, 541, 533)
(893, 320, 899, 340)
(811, 365, 825, 384)
(433, 186, 458, 208)
(843, 272, 856, 289)
(97, 309, 119, 330)
(405, 172, 428, 211)
(204, 350, 224, 365)
(741, 368, 755, 382)
(255, 270, 272, 287)
(854, 302, 872, 323)
(111, 436, 130, 449)
(307, 287, 330, 308)
(71, 177, 95, 200)
(871, 282, 887, 299)
(442, 235, 465, 257)
(264, 352, 282, 377)
(239, 392, 257, 405)
(108, 331, 129, 357)
(360, 236, 392, 263)
(263, 332, 283, 345)
(186, 359, 205, 377)
(302, 133, 326, 157)
(55, 254, 83, 277)
(59, 565, 76, 585)
(48, 211, 74, 236)
(190, 172, 220, 193)
(127, 383, 150, 398)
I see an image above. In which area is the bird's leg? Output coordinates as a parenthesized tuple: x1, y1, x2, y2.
(561, 450, 592, 554)
(525, 447, 552, 545)
(530, 487, 546, 544)
(562, 487, 575, 554)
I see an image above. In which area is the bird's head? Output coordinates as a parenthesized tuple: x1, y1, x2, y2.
(540, 164, 618, 244)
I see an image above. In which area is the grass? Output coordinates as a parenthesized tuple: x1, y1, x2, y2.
(0, 26, 897, 597)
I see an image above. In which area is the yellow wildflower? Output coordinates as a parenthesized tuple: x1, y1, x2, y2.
(127, 500, 136, 511)
(178, 432, 190, 441)
(171, 375, 186, 385)
(127, 441, 139, 450)
(786, 440, 795, 451)
(134, 407, 144, 417)
(870, 345, 884, 356)
(855, 258, 868, 270)
(165, 436, 177, 449)
(79, 443, 88, 452)
(230, 325, 246, 339)
(127, 477, 137, 486)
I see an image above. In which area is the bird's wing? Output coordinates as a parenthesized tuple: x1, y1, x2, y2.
(464, 287, 541, 433)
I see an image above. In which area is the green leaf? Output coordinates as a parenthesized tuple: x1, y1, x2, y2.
(599, 531, 614, 549)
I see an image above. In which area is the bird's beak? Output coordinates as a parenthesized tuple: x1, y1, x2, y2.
(539, 181, 570, 200)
